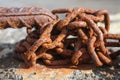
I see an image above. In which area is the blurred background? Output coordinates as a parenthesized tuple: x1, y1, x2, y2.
(0, 0, 120, 43)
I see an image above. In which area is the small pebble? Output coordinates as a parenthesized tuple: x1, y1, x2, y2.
(109, 66, 114, 70)
(102, 71, 107, 75)
(9, 74, 14, 79)
(118, 72, 120, 74)
(1, 65, 5, 68)
(0, 69, 3, 73)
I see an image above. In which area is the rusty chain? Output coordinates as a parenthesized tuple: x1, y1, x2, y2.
(0, 7, 119, 67)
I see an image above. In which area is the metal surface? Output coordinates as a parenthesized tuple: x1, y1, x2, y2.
(11, 7, 120, 67)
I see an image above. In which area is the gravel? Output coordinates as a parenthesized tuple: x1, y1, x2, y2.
(67, 66, 120, 80)
(0, 68, 23, 80)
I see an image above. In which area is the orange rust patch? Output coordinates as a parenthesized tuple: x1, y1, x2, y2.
(15, 63, 94, 80)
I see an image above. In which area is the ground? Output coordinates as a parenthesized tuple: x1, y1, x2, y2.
(0, 44, 119, 80)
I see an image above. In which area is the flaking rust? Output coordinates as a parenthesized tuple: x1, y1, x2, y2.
(0, 7, 119, 68)
(0, 7, 56, 33)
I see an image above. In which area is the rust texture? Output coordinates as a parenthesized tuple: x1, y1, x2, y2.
(0, 7, 56, 33)
(0, 7, 119, 67)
